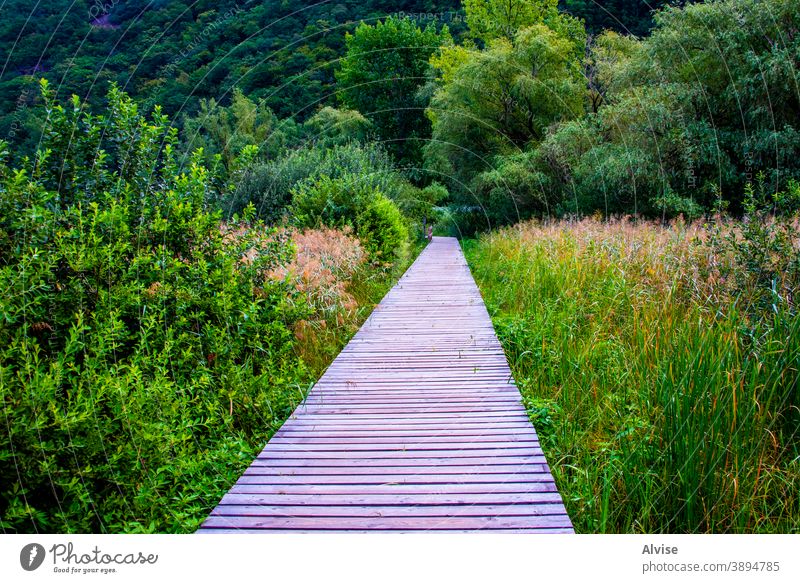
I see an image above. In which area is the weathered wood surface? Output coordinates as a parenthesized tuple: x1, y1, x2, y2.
(199, 236, 573, 533)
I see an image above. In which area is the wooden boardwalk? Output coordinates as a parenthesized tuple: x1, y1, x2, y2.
(199, 237, 573, 533)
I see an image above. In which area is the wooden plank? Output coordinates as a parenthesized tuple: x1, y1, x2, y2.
(200, 528, 574, 534)
(201, 515, 573, 530)
(247, 456, 549, 468)
(255, 448, 542, 459)
(226, 483, 558, 495)
(274, 423, 535, 432)
(218, 492, 567, 506)
(286, 411, 530, 419)
(234, 474, 555, 485)
(242, 464, 551, 475)
(291, 407, 525, 415)
(267, 435, 536, 444)
(253, 449, 546, 459)
(272, 430, 535, 438)
(210, 504, 567, 518)
(198, 237, 572, 533)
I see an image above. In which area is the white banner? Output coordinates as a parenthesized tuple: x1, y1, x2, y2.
(0, 534, 797, 583)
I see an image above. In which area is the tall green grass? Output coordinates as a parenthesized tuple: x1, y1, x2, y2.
(464, 218, 799, 533)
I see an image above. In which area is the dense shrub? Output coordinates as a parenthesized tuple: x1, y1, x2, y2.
(0, 83, 313, 533)
(392, 181, 449, 239)
(291, 175, 370, 228)
(302, 106, 373, 147)
(227, 142, 400, 222)
(181, 88, 299, 177)
(425, 0, 800, 224)
(357, 194, 410, 262)
(471, 152, 553, 223)
(709, 180, 800, 321)
(290, 175, 409, 262)
(538, 85, 734, 217)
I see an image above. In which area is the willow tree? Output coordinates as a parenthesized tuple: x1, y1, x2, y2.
(425, 22, 585, 193)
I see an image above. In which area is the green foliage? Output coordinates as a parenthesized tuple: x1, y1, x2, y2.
(539, 0, 800, 218)
(181, 88, 299, 175)
(465, 0, 585, 49)
(472, 151, 553, 223)
(336, 16, 451, 167)
(537, 82, 728, 216)
(397, 179, 449, 215)
(584, 30, 641, 113)
(357, 194, 411, 262)
(291, 175, 369, 228)
(561, 0, 673, 36)
(0, 1, 468, 158)
(0, 83, 312, 533)
(228, 142, 401, 223)
(711, 180, 800, 321)
(627, 0, 800, 194)
(290, 175, 409, 262)
(0, 0, 677, 162)
(428, 23, 585, 153)
(303, 106, 373, 147)
(652, 188, 704, 221)
(465, 0, 559, 41)
(421, 0, 800, 225)
(426, 19, 585, 226)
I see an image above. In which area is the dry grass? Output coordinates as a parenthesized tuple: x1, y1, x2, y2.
(268, 226, 422, 376)
(270, 226, 366, 314)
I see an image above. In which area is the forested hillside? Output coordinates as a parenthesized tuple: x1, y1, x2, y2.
(0, 0, 460, 148)
(0, 1, 671, 152)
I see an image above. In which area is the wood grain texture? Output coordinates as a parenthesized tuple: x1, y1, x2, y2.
(198, 237, 572, 533)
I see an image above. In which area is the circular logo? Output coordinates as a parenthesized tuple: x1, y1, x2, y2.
(20, 543, 46, 571)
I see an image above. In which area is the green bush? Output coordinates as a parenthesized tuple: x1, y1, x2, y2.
(302, 106, 373, 147)
(290, 175, 371, 228)
(290, 175, 408, 262)
(357, 194, 409, 262)
(229, 162, 294, 223)
(0, 82, 312, 533)
(711, 179, 800, 322)
(651, 188, 704, 221)
(392, 181, 449, 240)
(227, 142, 400, 222)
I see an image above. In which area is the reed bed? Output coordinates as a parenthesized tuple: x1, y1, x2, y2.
(464, 217, 799, 533)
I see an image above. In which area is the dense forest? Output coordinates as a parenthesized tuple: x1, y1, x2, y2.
(2, 0, 796, 227)
(0, 1, 669, 151)
(1, 0, 798, 533)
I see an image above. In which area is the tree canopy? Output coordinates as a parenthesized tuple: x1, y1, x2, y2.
(336, 17, 452, 168)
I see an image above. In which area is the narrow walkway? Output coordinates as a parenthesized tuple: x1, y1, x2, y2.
(199, 237, 573, 532)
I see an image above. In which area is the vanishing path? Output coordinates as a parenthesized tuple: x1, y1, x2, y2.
(199, 237, 573, 533)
